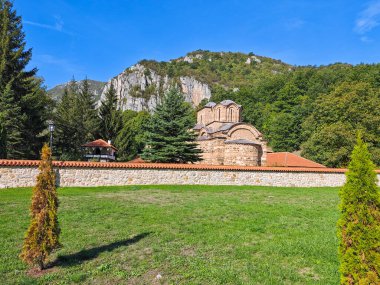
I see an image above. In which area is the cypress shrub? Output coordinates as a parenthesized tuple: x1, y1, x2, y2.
(337, 135, 380, 284)
(20, 144, 61, 270)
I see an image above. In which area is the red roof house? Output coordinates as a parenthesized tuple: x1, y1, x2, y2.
(82, 139, 117, 162)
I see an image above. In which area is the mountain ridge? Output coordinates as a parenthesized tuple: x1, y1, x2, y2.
(48, 50, 292, 111)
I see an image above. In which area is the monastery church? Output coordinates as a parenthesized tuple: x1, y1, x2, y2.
(193, 100, 325, 168)
(193, 100, 270, 166)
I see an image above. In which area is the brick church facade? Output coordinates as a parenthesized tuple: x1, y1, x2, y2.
(193, 100, 271, 166)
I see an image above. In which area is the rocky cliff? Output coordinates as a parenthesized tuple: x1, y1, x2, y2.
(100, 64, 211, 112)
(50, 50, 291, 111)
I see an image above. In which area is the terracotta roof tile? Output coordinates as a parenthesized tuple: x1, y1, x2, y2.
(82, 139, 117, 150)
(266, 152, 326, 168)
(0, 159, 370, 173)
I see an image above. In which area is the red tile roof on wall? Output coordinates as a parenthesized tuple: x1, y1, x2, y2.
(0, 159, 362, 173)
(82, 139, 117, 150)
(266, 152, 326, 168)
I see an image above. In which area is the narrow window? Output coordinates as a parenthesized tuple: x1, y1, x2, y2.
(218, 109, 221, 121)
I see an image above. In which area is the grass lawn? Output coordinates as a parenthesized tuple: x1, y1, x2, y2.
(0, 185, 340, 284)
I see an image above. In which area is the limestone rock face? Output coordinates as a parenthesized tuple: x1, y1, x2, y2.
(99, 64, 211, 112)
(179, 76, 211, 107)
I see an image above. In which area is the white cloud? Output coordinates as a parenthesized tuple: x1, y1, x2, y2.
(24, 16, 73, 35)
(355, 1, 380, 34)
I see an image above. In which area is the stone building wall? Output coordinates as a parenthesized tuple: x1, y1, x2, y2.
(1, 160, 379, 188)
(197, 139, 225, 165)
(223, 144, 259, 166)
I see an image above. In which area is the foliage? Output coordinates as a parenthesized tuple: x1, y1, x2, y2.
(54, 78, 99, 160)
(54, 79, 81, 160)
(0, 1, 49, 159)
(139, 50, 291, 88)
(78, 77, 99, 143)
(115, 111, 150, 161)
(301, 123, 356, 168)
(0, 119, 6, 157)
(302, 82, 380, 167)
(141, 88, 202, 163)
(20, 144, 61, 270)
(98, 82, 122, 144)
(337, 135, 380, 284)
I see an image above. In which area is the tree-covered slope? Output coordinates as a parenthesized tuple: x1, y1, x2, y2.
(49, 50, 380, 167)
(139, 50, 292, 88)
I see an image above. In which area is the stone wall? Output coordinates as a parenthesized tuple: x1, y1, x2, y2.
(1, 160, 378, 188)
(223, 144, 259, 166)
(197, 139, 225, 165)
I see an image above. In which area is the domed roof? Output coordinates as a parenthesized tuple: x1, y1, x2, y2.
(204, 102, 216, 108)
(219, 100, 241, 107)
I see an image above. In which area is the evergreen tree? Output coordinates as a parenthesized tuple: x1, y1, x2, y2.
(0, 82, 24, 158)
(20, 144, 61, 270)
(54, 80, 79, 160)
(21, 78, 51, 158)
(98, 82, 122, 143)
(78, 77, 99, 142)
(116, 111, 150, 161)
(0, 1, 49, 159)
(0, 118, 6, 157)
(141, 88, 202, 163)
(337, 134, 380, 284)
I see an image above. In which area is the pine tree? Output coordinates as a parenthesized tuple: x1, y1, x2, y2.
(21, 78, 51, 158)
(116, 111, 150, 161)
(54, 80, 79, 160)
(79, 78, 99, 142)
(0, 1, 49, 159)
(0, 82, 24, 158)
(141, 88, 202, 163)
(98, 82, 122, 143)
(337, 134, 380, 284)
(20, 144, 61, 270)
(0, 118, 6, 157)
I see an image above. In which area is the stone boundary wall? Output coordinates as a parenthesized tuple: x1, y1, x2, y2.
(1, 160, 379, 188)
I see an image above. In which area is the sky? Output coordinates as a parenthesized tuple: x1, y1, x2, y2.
(14, 0, 380, 88)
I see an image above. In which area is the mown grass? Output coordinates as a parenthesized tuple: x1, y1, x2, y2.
(0, 185, 340, 284)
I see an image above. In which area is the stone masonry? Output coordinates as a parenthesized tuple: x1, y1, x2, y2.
(193, 100, 269, 166)
(1, 161, 379, 188)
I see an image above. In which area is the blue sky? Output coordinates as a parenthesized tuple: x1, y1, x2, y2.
(15, 0, 380, 88)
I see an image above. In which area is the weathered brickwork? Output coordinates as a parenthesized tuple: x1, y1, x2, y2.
(1, 164, 379, 188)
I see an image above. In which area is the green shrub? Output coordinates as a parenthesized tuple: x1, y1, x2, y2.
(337, 135, 380, 284)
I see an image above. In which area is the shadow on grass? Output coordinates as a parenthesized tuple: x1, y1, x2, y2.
(50, 232, 150, 268)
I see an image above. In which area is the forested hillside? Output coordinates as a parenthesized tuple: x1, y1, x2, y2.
(127, 51, 380, 167)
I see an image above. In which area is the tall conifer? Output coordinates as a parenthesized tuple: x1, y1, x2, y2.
(54, 80, 79, 159)
(0, 1, 49, 159)
(141, 88, 202, 163)
(79, 78, 99, 142)
(337, 135, 380, 284)
(98, 82, 122, 143)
